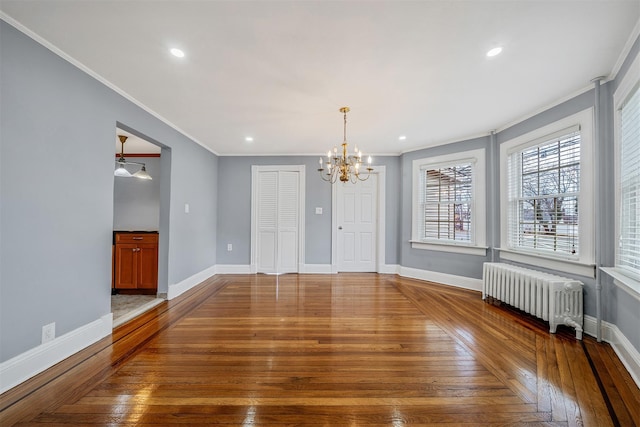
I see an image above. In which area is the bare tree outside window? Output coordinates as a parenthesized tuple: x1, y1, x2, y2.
(511, 132, 580, 256)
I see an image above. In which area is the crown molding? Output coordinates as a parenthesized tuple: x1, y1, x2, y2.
(0, 13, 219, 157)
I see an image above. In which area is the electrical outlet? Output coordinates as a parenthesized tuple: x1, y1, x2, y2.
(227, 243, 233, 251)
(42, 322, 55, 344)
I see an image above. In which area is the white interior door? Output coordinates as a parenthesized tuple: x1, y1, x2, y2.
(253, 167, 303, 274)
(337, 175, 377, 272)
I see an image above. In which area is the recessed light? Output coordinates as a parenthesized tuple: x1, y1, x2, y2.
(170, 48, 185, 58)
(487, 47, 503, 57)
(245, 137, 254, 142)
(398, 135, 407, 141)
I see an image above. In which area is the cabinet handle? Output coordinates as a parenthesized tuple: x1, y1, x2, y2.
(132, 237, 143, 240)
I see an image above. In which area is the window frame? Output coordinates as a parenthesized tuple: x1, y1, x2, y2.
(411, 148, 486, 256)
(499, 108, 595, 277)
(603, 50, 640, 300)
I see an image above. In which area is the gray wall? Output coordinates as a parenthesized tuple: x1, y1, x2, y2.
(216, 155, 401, 266)
(0, 21, 218, 362)
(399, 136, 492, 279)
(113, 156, 161, 231)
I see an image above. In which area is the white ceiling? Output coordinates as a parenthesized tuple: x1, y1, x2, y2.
(2, 1, 638, 156)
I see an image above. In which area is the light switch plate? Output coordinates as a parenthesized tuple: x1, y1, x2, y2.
(315, 207, 323, 215)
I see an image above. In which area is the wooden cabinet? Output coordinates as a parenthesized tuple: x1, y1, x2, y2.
(113, 232, 158, 291)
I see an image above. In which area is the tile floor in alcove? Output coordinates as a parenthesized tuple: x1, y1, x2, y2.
(111, 294, 164, 328)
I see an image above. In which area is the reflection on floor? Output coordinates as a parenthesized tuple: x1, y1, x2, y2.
(111, 294, 164, 328)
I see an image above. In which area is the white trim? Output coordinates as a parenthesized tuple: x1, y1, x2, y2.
(331, 166, 387, 274)
(215, 264, 253, 274)
(0, 313, 112, 394)
(500, 108, 595, 270)
(398, 266, 483, 292)
(584, 315, 640, 389)
(399, 132, 490, 155)
(410, 241, 488, 256)
(411, 148, 487, 253)
(613, 49, 640, 282)
(610, 17, 640, 81)
(300, 264, 333, 274)
(0, 13, 218, 157)
(498, 249, 596, 278)
(496, 85, 598, 135)
(250, 165, 306, 274)
(601, 267, 640, 303)
(378, 264, 400, 274)
(167, 264, 216, 300)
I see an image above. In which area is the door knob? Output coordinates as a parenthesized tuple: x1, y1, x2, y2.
(338, 226, 343, 230)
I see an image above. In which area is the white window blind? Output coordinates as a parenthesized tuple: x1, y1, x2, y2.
(618, 85, 640, 277)
(419, 163, 473, 242)
(507, 127, 581, 257)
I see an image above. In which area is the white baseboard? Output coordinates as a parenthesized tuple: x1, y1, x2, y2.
(379, 264, 400, 274)
(214, 264, 252, 274)
(584, 315, 640, 388)
(399, 266, 483, 291)
(168, 265, 217, 300)
(0, 313, 113, 394)
(300, 264, 333, 274)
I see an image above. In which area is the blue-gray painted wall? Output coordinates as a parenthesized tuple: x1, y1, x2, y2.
(216, 155, 400, 265)
(399, 136, 492, 279)
(1, 16, 637, 366)
(0, 21, 218, 361)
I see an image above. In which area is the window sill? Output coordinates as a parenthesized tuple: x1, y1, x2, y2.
(497, 248, 595, 278)
(600, 268, 640, 303)
(410, 240, 487, 256)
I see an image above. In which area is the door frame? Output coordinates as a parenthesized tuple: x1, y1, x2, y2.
(331, 166, 386, 273)
(250, 165, 306, 274)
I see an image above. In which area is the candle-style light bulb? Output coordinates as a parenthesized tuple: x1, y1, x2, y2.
(333, 146, 338, 154)
(367, 156, 372, 165)
(327, 150, 332, 158)
(319, 157, 323, 166)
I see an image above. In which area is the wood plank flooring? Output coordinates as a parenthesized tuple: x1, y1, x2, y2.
(1, 274, 638, 426)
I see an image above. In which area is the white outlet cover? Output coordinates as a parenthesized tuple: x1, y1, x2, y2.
(315, 207, 323, 215)
(184, 203, 190, 214)
(42, 322, 55, 344)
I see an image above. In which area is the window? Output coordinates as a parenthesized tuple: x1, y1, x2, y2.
(507, 128, 581, 258)
(500, 108, 594, 277)
(617, 83, 640, 279)
(412, 149, 486, 256)
(421, 163, 472, 242)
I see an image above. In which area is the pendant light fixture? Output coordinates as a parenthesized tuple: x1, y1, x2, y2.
(318, 107, 373, 183)
(115, 135, 152, 180)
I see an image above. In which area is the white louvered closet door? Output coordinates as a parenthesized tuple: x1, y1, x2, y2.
(255, 169, 300, 274)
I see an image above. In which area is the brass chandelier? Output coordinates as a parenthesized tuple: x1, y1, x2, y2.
(318, 107, 373, 183)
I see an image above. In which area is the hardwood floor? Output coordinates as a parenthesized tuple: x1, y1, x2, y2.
(1, 274, 638, 426)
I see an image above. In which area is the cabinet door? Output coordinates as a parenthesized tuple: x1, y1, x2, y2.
(115, 243, 137, 289)
(137, 243, 158, 289)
